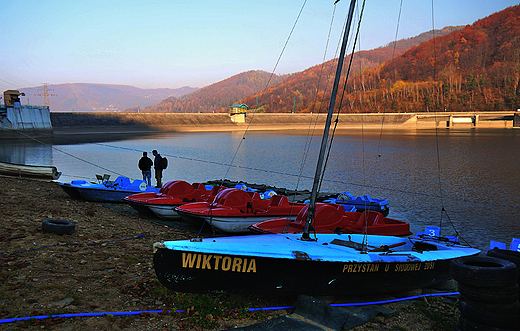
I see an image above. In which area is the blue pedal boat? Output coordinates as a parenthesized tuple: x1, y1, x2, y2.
(323, 192, 390, 216)
(60, 175, 159, 203)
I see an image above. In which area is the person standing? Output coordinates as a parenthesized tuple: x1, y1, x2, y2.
(138, 151, 153, 186)
(152, 149, 163, 188)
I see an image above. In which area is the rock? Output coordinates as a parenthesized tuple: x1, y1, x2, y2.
(48, 297, 74, 308)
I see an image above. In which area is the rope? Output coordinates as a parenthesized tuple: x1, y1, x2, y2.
(0, 291, 461, 325)
(7, 130, 520, 212)
(12, 130, 132, 179)
(1, 234, 146, 256)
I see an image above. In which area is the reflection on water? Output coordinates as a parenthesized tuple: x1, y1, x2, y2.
(0, 141, 54, 166)
(1, 128, 519, 251)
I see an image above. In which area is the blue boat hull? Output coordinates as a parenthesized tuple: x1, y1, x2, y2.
(76, 187, 148, 202)
(59, 177, 159, 202)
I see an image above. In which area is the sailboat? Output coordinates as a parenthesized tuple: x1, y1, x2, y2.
(152, 0, 480, 296)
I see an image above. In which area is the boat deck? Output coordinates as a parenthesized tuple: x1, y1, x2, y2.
(205, 179, 337, 203)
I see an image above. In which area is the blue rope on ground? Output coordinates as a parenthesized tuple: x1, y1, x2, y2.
(0, 291, 460, 324)
(2, 234, 147, 256)
(329, 291, 460, 307)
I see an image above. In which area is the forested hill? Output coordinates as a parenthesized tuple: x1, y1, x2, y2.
(353, 26, 462, 70)
(139, 70, 288, 113)
(244, 5, 520, 113)
(136, 26, 461, 114)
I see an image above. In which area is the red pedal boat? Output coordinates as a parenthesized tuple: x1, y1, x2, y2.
(175, 188, 306, 234)
(123, 180, 224, 220)
(250, 203, 411, 236)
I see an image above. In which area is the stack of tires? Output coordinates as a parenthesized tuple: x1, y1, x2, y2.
(451, 256, 520, 331)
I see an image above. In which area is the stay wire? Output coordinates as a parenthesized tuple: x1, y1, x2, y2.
(237, 0, 308, 137)
(297, 3, 338, 175)
(213, 0, 308, 187)
(376, 0, 403, 157)
(318, 0, 366, 196)
(196, 0, 310, 236)
(294, 2, 340, 218)
(8, 129, 520, 212)
(12, 130, 129, 179)
(430, 0, 456, 240)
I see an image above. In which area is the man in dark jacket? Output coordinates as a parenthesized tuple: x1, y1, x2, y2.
(138, 151, 153, 186)
(152, 149, 163, 188)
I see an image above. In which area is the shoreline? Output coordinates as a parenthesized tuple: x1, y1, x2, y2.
(50, 111, 518, 135)
(1, 111, 517, 141)
(0, 176, 462, 330)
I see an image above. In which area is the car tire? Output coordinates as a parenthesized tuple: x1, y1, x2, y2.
(42, 219, 75, 235)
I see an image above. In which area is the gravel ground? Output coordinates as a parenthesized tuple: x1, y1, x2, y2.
(0, 176, 462, 330)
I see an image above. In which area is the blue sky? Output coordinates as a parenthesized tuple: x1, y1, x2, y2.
(0, 0, 517, 91)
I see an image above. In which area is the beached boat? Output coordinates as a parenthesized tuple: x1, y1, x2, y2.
(175, 188, 306, 233)
(153, 231, 480, 296)
(153, 0, 481, 296)
(60, 176, 158, 202)
(123, 180, 224, 220)
(322, 192, 390, 215)
(0, 161, 61, 181)
(250, 203, 410, 236)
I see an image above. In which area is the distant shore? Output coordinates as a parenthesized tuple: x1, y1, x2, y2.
(50, 111, 519, 138)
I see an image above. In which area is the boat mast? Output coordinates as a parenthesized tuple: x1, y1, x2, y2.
(302, 0, 357, 240)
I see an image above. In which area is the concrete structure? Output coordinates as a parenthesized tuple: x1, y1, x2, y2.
(49, 111, 519, 138)
(0, 90, 53, 136)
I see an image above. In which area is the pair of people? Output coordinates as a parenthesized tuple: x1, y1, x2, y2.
(138, 150, 164, 188)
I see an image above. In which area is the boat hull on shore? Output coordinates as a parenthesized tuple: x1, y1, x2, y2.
(153, 233, 480, 296)
(175, 189, 306, 234)
(123, 180, 223, 220)
(148, 204, 181, 220)
(60, 176, 158, 202)
(0, 161, 61, 181)
(250, 203, 410, 236)
(176, 209, 300, 233)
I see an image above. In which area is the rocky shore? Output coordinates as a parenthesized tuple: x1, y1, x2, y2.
(0, 176, 462, 330)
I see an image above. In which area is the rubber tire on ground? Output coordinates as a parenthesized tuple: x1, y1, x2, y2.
(487, 249, 520, 268)
(462, 298, 520, 315)
(458, 283, 519, 304)
(451, 256, 518, 288)
(42, 219, 75, 235)
(459, 299, 520, 329)
(488, 249, 520, 288)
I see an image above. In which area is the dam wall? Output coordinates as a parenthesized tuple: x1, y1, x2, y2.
(50, 111, 518, 136)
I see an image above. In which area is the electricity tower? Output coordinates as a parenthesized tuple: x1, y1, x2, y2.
(35, 83, 57, 107)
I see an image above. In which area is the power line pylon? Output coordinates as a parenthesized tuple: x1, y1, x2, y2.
(35, 83, 57, 107)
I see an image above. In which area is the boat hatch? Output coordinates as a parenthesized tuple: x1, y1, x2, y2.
(293, 251, 312, 260)
(412, 241, 439, 253)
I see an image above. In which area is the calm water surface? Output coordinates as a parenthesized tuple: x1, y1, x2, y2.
(2, 128, 519, 251)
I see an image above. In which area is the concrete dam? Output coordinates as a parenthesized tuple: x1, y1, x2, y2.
(49, 111, 518, 136)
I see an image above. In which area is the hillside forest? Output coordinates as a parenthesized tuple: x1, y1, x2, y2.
(142, 5, 520, 114)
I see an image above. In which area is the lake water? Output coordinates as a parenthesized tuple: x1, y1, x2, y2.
(2, 128, 519, 251)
